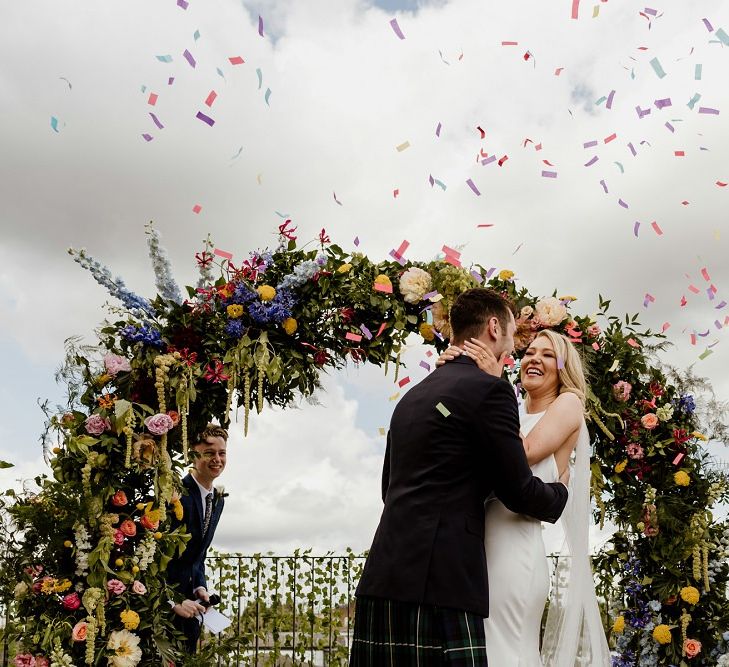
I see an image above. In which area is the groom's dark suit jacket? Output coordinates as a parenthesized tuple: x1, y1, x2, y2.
(356, 355, 568, 617)
(166, 473, 225, 599)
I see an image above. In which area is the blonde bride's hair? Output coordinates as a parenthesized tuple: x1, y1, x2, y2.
(531, 329, 588, 406)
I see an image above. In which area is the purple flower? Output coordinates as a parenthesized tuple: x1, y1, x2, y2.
(85, 414, 111, 436)
(224, 319, 247, 339)
(144, 413, 175, 435)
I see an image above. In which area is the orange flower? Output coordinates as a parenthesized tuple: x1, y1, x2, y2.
(684, 638, 701, 658)
(140, 514, 160, 531)
(97, 394, 117, 409)
(111, 490, 128, 507)
(119, 520, 137, 537)
(166, 410, 180, 426)
(641, 413, 659, 430)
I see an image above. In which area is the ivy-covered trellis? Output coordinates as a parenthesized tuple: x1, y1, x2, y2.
(0, 223, 727, 666)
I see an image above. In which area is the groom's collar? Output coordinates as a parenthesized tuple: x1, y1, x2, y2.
(450, 355, 478, 366)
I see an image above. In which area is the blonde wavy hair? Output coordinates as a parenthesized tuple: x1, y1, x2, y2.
(529, 329, 588, 406)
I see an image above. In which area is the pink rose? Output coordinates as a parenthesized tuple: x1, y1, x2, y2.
(113, 530, 125, 546)
(103, 353, 131, 376)
(626, 443, 644, 460)
(62, 592, 81, 610)
(641, 413, 659, 430)
(119, 520, 137, 537)
(71, 620, 88, 642)
(684, 638, 701, 658)
(107, 579, 126, 595)
(144, 413, 175, 435)
(85, 414, 111, 436)
(132, 580, 147, 595)
(612, 381, 632, 402)
(13, 655, 35, 667)
(587, 324, 601, 337)
(111, 490, 128, 507)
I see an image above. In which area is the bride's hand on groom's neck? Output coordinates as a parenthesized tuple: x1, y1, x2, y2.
(436, 345, 464, 367)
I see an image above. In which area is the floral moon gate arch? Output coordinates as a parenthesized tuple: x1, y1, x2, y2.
(3, 223, 728, 666)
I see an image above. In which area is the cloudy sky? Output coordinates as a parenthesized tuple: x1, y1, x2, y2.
(1, 0, 728, 555)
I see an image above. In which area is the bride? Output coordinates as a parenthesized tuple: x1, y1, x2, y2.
(439, 329, 611, 666)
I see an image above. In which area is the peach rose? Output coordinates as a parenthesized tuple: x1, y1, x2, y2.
(111, 490, 128, 507)
(140, 514, 160, 531)
(534, 296, 568, 326)
(131, 580, 147, 595)
(684, 638, 701, 658)
(641, 413, 659, 430)
(119, 520, 137, 537)
(72, 620, 88, 642)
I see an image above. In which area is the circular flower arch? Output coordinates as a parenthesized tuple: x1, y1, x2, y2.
(1, 223, 728, 666)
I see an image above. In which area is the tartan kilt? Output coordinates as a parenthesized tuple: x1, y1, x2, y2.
(350, 596, 488, 666)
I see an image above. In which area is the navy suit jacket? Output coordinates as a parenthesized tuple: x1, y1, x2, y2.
(356, 356, 569, 617)
(166, 473, 225, 598)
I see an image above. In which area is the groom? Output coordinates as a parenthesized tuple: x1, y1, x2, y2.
(351, 288, 569, 666)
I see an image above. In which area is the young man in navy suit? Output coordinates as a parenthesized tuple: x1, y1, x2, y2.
(168, 423, 228, 653)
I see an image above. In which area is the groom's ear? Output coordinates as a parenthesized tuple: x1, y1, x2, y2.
(487, 316, 500, 339)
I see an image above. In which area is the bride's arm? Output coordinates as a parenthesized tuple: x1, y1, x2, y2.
(522, 392, 582, 467)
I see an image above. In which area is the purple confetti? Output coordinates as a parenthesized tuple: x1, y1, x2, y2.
(481, 155, 496, 166)
(698, 107, 720, 115)
(634, 221, 640, 237)
(466, 178, 481, 196)
(600, 179, 608, 193)
(428, 174, 435, 187)
(541, 170, 558, 178)
(708, 288, 716, 301)
(584, 155, 599, 167)
(470, 270, 484, 283)
(183, 49, 196, 68)
(360, 324, 373, 340)
(177, 0, 189, 8)
(654, 97, 672, 109)
(419, 360, 431, 372)
(715, 320, 723, 330)
(142, 133, 153, 142)
(149, 112, 164, 129)
(702, 18, 714, 32)
(628, 142, 637, 156)
(583, 140, 598, 148)
(618, 198, 629, 209)
(258, 16, 264, 37)
(353, 236, 360, 247)
(606, 90, 615, 109)
(665, 122, 675, 133)
(422, 290, 439, 301)
(485, 267, 496, 278)
(196, 111, 215, 126)
(389, 250, 407, 266)
(636, 105, 651, 119)
(389, 17, 406, 40)
(716, 301, 727, 309)
(435, 122, 442, 137)
(644, 7, 658, 16)
(168, 77, 175, 85)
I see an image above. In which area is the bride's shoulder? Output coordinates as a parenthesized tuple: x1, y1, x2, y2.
(546, 392, 584, 422)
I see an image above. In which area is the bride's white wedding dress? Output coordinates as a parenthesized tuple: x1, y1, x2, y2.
(483, 407, 611, 666)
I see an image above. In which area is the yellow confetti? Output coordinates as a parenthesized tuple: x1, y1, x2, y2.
(396, 141, 411, 152)
(436, 402, 451, 417)
(378, 427, 386, 436)
(389, 392, 400, 401)
(608, 359, 619, 372)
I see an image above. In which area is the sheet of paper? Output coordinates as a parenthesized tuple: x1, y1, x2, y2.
(201, 608, 232, 634)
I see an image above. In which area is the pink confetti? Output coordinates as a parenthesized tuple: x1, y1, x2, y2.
(374, 282, 393, 294)
(258, 16, 264, 37)
(465, 178, 481, 196)
(214, 248, 233, 260)
(592, 342, 600, 351)
(554, 67, 564, 76)
(204, 90, 218, 107)
(604, 133, 617, 143)
(501, 41, 518, 46)
(376, 322, 388, 337)
(643, 293, 655, 307)
(192, 204, 202, 214)
(389, 17, 406, 40)
(393, 188, 399, 198)
(673, 452, 685, 466)
(228, 56, 245, 65)
(626, 338, 640, 348)
(688, 284, 700, 294)
(661, 322, 671, 332)
(498, 155, 509, 166)
(345, 332, 363, 343)
(674, 150, 685, 157)
(183, 49, 196, 68)
(701, 267, 711, 281)
(571, 0, 580, 19)
(196, 111, 215, 126)
(651, 221, 663, 235)
(148, 93, 158, 106)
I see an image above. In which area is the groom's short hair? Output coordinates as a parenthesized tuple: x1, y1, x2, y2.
(193, 423, 229, 445)
(450, 288, 515, 342)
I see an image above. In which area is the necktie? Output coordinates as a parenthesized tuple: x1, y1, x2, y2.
(202, 492, 213, 536)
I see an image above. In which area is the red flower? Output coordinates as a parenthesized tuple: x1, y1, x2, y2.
(313, 350, 330, 366)
(349, 348, 366, 364)
(278, 219, 297, 241)
(203, 360, 230, 383)
(167, 410, 180, 426)
(649, 381, 665, 397)
(340, 307, 355, 323)
(62, 592, 81, 611)
(673, 428, 690, 445)
(319, 228, 330, 245)
(113, 530, 125, 546)
(111, 490, 128, 507)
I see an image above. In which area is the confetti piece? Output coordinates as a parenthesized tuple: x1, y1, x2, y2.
(230, 146, 243, 160)
(258, 15, 264, 37)
(204, 90, 217, 107)
(615, 162, 624, 173)
(177, 0, 188, 8)
(644, 8, 658, 16)
(698, 348, 713, 360)
(345, 332, 363, 343)
(695, 64, 702, 80)
(600, 180, 608, 193)
(359, 324, 372, 340)
(481, 155, 496, 166)
(618, 199, 628, 209)
(193, 29, 200, 41)
(654, 98, 672, 109)
(583, 140, 598, 148)
(196, 111, 215, 126)
(512, 242, 524, 255)
(554, 67, 564, 76)
(353, 236, 360, 247)
(59, 76, 72, 90)
(214, 248, 233, 260)
(435, 122, 442, 137)
(584, 156, 599, 167)
(501, 40, 518, 46)
(687, 93, 701, 109)
(606, 90, 615, 109)
(465, 178, 481, 196)
(256, 68, 263, 89)
(229, 56, 244, 65)
(604, 133, 617, 143)
(389, 17, 406, 39)
(541, 170, 558, 178)
(376, 322, 388, 337)
(702, 18, 714, 32)
(626, 338, 640, 348)
(419, 360, 431, 372)
(257, 174, 262, 184)
(665, 122, 675, 133)
(183, 49, 196, 68)
(192, 204, 202, 214)
(398, 376, 411, 388)
(389, 392, 400, 402)
(433, 178, 447, 190)
(717, 181, 728, 187)
(628, 142, 637, 156)
(643, 293, 655, 307)
(149, 112, 164, 129)
(378, 427, 386, 436)
(681, 200, 689, 205)
(477, 126, 486, 139)
(688, 284, 700, 294)
(435, 402, 451, 417)
(498, 155, 509, 167)
(168, 77, 175, 85)
(698, 107, 720, 115)
(470, 270, 484, 283)
(264, 88, 272, 105)
(674, 150, 684, 157)
(716, 28, 729, 46)
(374, 282, 393, 294)
(216, 67, 225, 79)
(571, 0, 580, 19)
(142, 133, 153, 142)
(477, 224, 495, 228)
(396, 141, 410, 152)
(651, 221, 663, 235)
(393, 188, 399, 198)
(636, 105, 651, 119)
(672, 452, 685, 466)
(333, 192, 343, 206)
(595, 96, 607, 106)
(661, 322, 670, 332)
(156, 55, 173, 63)
(557, 357, 565, 370)
(649, 57, 666, 78)
(633, 221, 640, 237)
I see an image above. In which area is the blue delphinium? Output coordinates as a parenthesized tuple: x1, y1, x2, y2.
(248, 289, 297, 325)
(121, 324, 164, 348)
(224, 319, 247, 339)
(677, 393, 696, 414)
(277, 259, 320, 292)
(230, 282, 258, 305)
(145, 223, 183, 304)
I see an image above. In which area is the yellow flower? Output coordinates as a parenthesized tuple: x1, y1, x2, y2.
(374, 274, 392, 286)
(120, 609, 140, 631)
(337, 263, 352, 274)
(115, 558, 124, 567)
(226, 304, 244, 318)
(419, 322, 436, 342)
(64, 540, 73, 548)
(94, 373, 112, 388)
(652, 624, 672, 644)
(257, 285, 276, 301)
(674, 471, 690, 487)
(680, 586, 700, 605)
(54, 579, 72, 593)
(282, 317, 298, 335)
(612, 615, 625, 633)
(559, 295, 578, 302)
(691, 431, 708, 441)
(40, 578, 56, 594)
(615, 459, 628, 473)
(153, 531, 163, 540)
(498, 269, 514, 281)
(173, 499, 184, 521)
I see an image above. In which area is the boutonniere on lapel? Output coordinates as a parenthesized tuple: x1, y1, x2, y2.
(213, 485, 228, 507)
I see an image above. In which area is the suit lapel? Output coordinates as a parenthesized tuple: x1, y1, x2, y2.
(183, 473, 204, 531)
